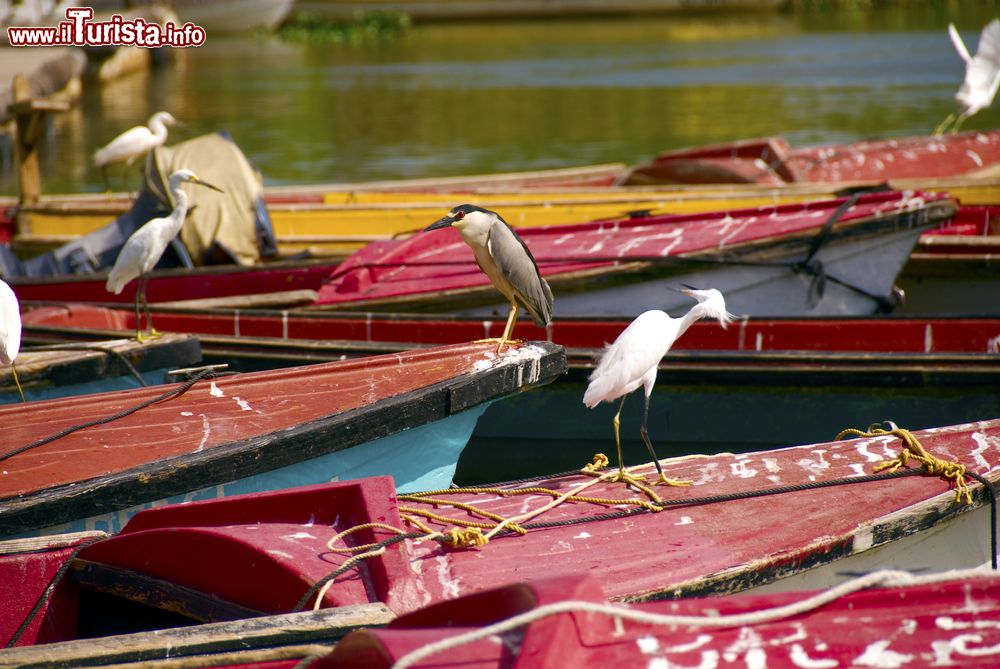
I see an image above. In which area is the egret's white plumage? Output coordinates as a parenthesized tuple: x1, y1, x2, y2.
(425, 204, 553, 353)
(107, 169, 222, 340)
(937, 20, 1000, 134)
(584, 288, 734, 484)
(93, 111, 178, 169)
(0, 278, 25, 401)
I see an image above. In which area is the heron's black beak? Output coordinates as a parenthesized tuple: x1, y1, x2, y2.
(425, 216, 454, 232)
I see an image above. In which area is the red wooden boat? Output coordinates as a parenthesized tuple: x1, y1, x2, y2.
(6, 195, 991, 316)
(327, 570, 1000, 669)
(313, 191, 953, 317)
(8, 256, 336, 308)
(0, 340, 565, 539)
(624, 129, 1000, 186)
(20, 301, 1000, 361)
(20, 304, 1000, 477)
(0, 417, 997, 666)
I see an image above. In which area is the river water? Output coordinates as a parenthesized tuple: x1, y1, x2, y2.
(3, 6, 1000, 196)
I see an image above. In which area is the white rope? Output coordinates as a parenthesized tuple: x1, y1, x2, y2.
(389, 566, 995, 669)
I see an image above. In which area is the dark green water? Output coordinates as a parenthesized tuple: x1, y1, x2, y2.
(4, 6, 1000, 196)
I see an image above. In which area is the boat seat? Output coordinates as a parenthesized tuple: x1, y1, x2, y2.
(74, 478, 411, 615)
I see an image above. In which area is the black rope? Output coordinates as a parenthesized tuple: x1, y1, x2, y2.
(0, 368, 217, 463)
(5, 534, 106, 648)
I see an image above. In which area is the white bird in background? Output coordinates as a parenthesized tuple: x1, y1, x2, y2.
(93, 111, 179, 188)
(106, 169, 222, 341)
(583, 287, 735, 487)
(0, 278, 25, 402)
(936, 20, 1000, 135)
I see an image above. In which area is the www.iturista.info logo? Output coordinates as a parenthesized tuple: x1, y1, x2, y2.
(7, 7, 206, 48)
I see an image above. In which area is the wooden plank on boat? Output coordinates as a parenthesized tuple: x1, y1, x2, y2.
(0, 341, 567, 537)
(0, 334, 202, 395)
(0, 603, 391, 669)
(156, 289, 319, 310)
(0, 531, 106, 556)
(70, 559, 266, 623)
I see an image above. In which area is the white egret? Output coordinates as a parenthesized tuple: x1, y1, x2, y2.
(936, 20, 1000, 134)
(106, 169, 222, 341)
(93, 111, 179, 188)
(425, 204, 553, 353)
(583, 287, 735, 487)
(0, 278, 25, 402)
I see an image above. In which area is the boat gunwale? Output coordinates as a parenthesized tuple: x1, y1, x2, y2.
(0, 341, 567, 537)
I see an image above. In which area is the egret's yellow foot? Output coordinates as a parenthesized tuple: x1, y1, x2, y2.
(650, 473, 693, 487)
(136, 328, 163, 343)
(610, 470, 645, 487)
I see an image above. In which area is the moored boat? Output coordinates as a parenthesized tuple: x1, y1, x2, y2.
(624, 129, 1000, 185)
(1, 417, 996, 665)
(327, 570, 1000, 669)
(0, 340, 566, 539)
(313, 191, 954, 317)
(19, 303, 1000, 481)
(0, 332, 202, 403)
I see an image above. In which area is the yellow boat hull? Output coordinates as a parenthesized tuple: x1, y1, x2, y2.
(10, 176, 1000, 259)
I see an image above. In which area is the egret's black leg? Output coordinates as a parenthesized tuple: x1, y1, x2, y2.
(137, 275, 161, 341)
(639, 391, 665, 478)
(639, 392, 692, 487)
(132, 276, 143, 340)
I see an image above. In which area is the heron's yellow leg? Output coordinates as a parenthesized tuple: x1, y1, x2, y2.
(496, 302, 519, 354)
(934, 113, 956, 136)
(11, 364, 25, 403)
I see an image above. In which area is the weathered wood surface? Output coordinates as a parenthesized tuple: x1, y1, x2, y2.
(0, 603, 391, 668)
(0, 333, 202, 395)
(71, 559, 266, 623)
(61, 419, 999, 620)
(0, 341, 566, 536)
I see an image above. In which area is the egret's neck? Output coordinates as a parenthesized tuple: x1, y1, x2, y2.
(676, 302, 708, 339)
(149, 118, 169, 143)
(166, 184, 190, 234)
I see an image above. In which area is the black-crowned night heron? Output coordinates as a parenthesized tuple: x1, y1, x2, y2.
(936, 20, 1000, 134)
(583, 287, 734, 487)
(425, 204, 553, 353)
(0, 278, 25, 402)
(106, 169, 223, 342)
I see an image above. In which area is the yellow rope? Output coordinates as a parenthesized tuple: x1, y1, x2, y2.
(836, 422, 973, 505)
